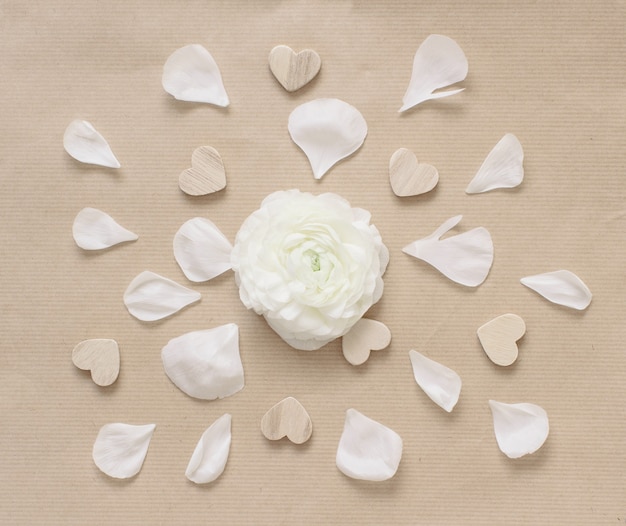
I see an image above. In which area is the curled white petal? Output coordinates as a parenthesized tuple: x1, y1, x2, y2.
(521, 270, 592, 310)
(402, 215, 494, 287)
(288, 98, 367, 179)
(162, 44, 229, 106)
(489, 400, 549, 458)
(73, 207, 138, 250)
(174, 217, 233, 282)
(186, 414, 232, 484)
(92, 423, 155, 478)
(336, 409, 402, 481)
(63, 119, 120, 168)
(123, 271, 201, 321)
(399, 34, 468, 112)
(466, 134, 524, 194)
(409, 350, 461, 412)
(161, 324, 244, 400)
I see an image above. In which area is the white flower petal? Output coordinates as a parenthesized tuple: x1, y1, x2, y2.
(92, 423, 155, 478)
(521, 270, 592, 310)
(336, 409, 402, 481)
(186, 414, 232, 484)
(399, 34, 468, 112)
(288, 98, 367, 179)
(466, 134, 524, 194)
(402, 215, 494, 287)
(174, 217, 233, 282)
(162, 44, 229, 106)
(409, 350, 461, 412)
(161, 324, 244, 400)
(123, 271, 201, 321)
(489, 400, 549, 458)
(72, 207, 138, 250)
(63, 119, 120, 168)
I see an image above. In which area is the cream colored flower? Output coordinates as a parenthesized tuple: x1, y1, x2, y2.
(231, 190, 388, 350)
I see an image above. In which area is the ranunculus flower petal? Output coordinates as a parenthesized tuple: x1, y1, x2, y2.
(161, 324, 244, 400)
(521, 270, 592, 310)
(162, 44, 229, 106)
(288, 99, 367, 179)
(73, 207, 138, 250)
(174, 217, 233, 282)
(466, 134, 524, 194)
(399, 34, 468, 112)
(63, 119, 120, 168)
(185, 414, 232, 484)
(231, 190, 387, 350)
(489, 400, 549, 458)
(409, 350, 462, 412)
(336, 409, 402, 481)
(123, 271, 201, 321)
(402, 215, 493, 287)
(92, 423, 155, 479)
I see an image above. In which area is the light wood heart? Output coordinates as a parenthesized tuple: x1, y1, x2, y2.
(342, 318, 391, 366)
(179, 146, 226, 196)
(268, 45, 321, 92)
(389, 148, 439, 197)
(72, 339, 120, 386)
(477, 313, 526, 366)
(261, 397, 312, 444)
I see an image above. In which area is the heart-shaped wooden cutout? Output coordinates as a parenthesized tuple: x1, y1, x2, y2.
(261, 397, 312, 444)
(179, 146, 226, 196)
(72, 339, 120, 386)
(389, 148, 439, 197)
(342, 318, 391, 366)
(477, 313, 526, 366)
(268, 45, 321, 92)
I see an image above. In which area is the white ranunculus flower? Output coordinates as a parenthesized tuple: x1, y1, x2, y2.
(231, 190, 389, 351)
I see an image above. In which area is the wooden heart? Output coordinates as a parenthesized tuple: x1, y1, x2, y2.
(261, 397, 312, 444)
(179, 146, 226, 196)
(72, 339, 120, 386)
(342, 318, 391, 366)
(389, 148, 439, 197)
(477, 313, 526, 366)
(268, 45, 321, 92)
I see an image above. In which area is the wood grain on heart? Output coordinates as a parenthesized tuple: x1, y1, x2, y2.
(389, 148, 439, 197)
(477, 313, 526, 366)
(261, 397, 312, 444)
(269, 45, 321, 92)
(72, 339, 120, 386)
(342, 318, 391, 366)
(179, 146, 226, 196)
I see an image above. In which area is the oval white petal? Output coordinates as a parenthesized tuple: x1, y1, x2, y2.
(409, 350, 461, 412)
(402, 215, 494, 287)
(162, 44, 229, 106)
(123, 270, 201, 321)
(73, 207, 138, 250)
(186, 414, 232, 484)
(489, 400, 549, 458)
(399, 34, 468, 112)
(288, 98, 367, 179)
(336, 409, 402, 481)
(174, 217, 233, 282)
(63, 119, 120, 168)
(161, 324, 244, 400)
(521, 270, 592, 310)
(466, 134, 524, 194)
(92, 423, 155, 478)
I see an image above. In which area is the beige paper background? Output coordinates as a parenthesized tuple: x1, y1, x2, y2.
(1, 1, 625, 523)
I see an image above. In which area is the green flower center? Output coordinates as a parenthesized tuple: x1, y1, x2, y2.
(305, 249, 321, 272)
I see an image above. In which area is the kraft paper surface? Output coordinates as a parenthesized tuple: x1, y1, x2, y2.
(1, 1, 625, 523)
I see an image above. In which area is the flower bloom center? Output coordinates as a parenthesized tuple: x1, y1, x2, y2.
(231, 190, 388, 350)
